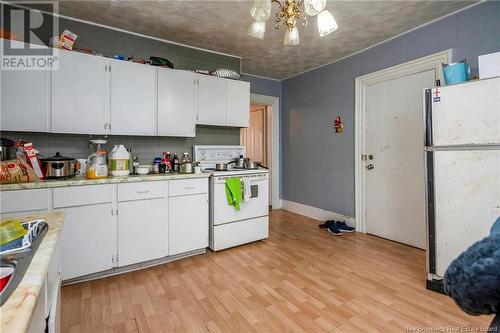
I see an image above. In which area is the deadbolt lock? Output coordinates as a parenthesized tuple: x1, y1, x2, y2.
(366, 164, 374, 170)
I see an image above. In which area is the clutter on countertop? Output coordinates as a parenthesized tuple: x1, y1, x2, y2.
(180, 152, 194, 174)
(86, 139, 108, 179)
(0, 157, 40, 184)
(16, 141, 44, 179)
(40, 152, 76, 179)
(0, 172, 211, 191)
(108, 144, 130, 176)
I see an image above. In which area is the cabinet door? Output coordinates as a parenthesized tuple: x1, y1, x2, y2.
(57, 203, 115, 280)
(226, 80, 250, 127)
(157, 69, 197, 137)
(52, 50, 109, 134)
(1, 69, 50, 132)
(169, 194, 208, 255)
(197, 74, 226, 126)
(117, 198, 167, 266)
(110, 60, 156, 135)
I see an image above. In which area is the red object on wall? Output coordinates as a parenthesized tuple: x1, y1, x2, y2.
(334, 116, 344, 133)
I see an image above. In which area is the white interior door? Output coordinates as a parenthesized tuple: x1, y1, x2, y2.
(365, 70, 436, 249)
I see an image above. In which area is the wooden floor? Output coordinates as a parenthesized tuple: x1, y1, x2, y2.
(61, 210, 492, 332)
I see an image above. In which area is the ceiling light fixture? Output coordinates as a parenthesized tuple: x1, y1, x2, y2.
(248, 0, 338, 45)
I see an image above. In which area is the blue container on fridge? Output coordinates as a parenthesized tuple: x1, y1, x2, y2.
(443, 62, 469, 85)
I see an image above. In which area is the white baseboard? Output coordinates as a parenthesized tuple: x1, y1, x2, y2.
(281, 199, 355, 227)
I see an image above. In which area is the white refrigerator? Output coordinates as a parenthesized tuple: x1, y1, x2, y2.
(424, 77, 500, 292)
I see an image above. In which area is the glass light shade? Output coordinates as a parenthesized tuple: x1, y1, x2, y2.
(284, 26, 300, 45)
(317, 10, 338, 37)
(248, 21, 266, 40)
(304, 0, 326, 16)
(250, 0, 271, 22)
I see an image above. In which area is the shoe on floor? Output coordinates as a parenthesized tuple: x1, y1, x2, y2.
(319, 220, 335, 228)
(335, 221, 355, 233)
(327, 223, 343, 236)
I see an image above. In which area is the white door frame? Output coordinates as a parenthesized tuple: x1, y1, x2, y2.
(248, 93, 281, 209)
(354, 49, 451, 233)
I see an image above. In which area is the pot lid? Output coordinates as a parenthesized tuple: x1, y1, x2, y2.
(41, 152, 75, 161)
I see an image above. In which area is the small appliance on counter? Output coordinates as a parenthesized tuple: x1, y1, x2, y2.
(86, 139, 108, 179)
(108, 144, 130, 176)
(40, 152, 77, 179)
(0, 138, 17, 161)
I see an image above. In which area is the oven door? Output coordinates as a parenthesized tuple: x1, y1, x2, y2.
(212, 173, 269, 225)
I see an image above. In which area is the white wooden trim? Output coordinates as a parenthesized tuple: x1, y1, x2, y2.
(249, 93, 281, 209)
(354, 49, 452, 233)
(281, 200, 355, 226)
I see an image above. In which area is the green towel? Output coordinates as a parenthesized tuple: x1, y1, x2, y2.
(225, 178, 242, 210)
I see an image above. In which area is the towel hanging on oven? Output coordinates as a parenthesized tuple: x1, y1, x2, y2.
(242, 177, 251, 202)
(225, 178, 242, 210)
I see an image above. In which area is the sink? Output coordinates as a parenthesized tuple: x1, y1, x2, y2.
(0, 222, 48, 305)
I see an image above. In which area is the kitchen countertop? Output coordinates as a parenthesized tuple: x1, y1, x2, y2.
(0, 172, 211, 191)
(0, 212, 64, 333)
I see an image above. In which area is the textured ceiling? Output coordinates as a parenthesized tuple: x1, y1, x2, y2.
(54, 0, 475, 79)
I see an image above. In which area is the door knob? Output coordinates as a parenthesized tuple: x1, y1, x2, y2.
(366, 164, 374, 170)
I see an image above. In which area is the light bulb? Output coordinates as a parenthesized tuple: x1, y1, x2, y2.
(284, 26, 300, 45)
(248, 21, 266, 40)
(250, 0, 271, 22)
(304, 0, 326, 16)
(317, 10, 338, 37)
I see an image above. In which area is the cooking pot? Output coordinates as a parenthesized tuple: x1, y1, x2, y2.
(215, 163, 228, 171)
(0, 138, 17, 161)
(40, 152, 76, 179)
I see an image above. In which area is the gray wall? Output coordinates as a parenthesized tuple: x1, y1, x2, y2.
(2, 126, 240, 164)
(281, 1, 500, 217)
(242, 74, 282, 99)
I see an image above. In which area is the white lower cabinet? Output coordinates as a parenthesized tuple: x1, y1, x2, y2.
(169, 193, 208, 255)
(56, 203, 115, 280)
(53, 184, 116, 280)
(118, 198, 167, 266)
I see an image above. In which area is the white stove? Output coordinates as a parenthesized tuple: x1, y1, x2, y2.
(194, 145, 269, 251)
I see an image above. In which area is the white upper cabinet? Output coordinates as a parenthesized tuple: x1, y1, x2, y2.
(226, 80, 250, 127)
(1, 69, 50, 132)
(51, 50, 110, 134)
(197, 74, 227, 126)
(157, 68, 197, 137)
(110, 60, 156, 135)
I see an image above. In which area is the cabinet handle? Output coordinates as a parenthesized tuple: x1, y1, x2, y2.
(136, 190, 150, 194)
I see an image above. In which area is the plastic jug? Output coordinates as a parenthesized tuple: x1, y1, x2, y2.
(108, 144, 130, 176)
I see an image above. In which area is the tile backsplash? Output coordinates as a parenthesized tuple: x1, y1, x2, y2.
(2, 126, 240, 164)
